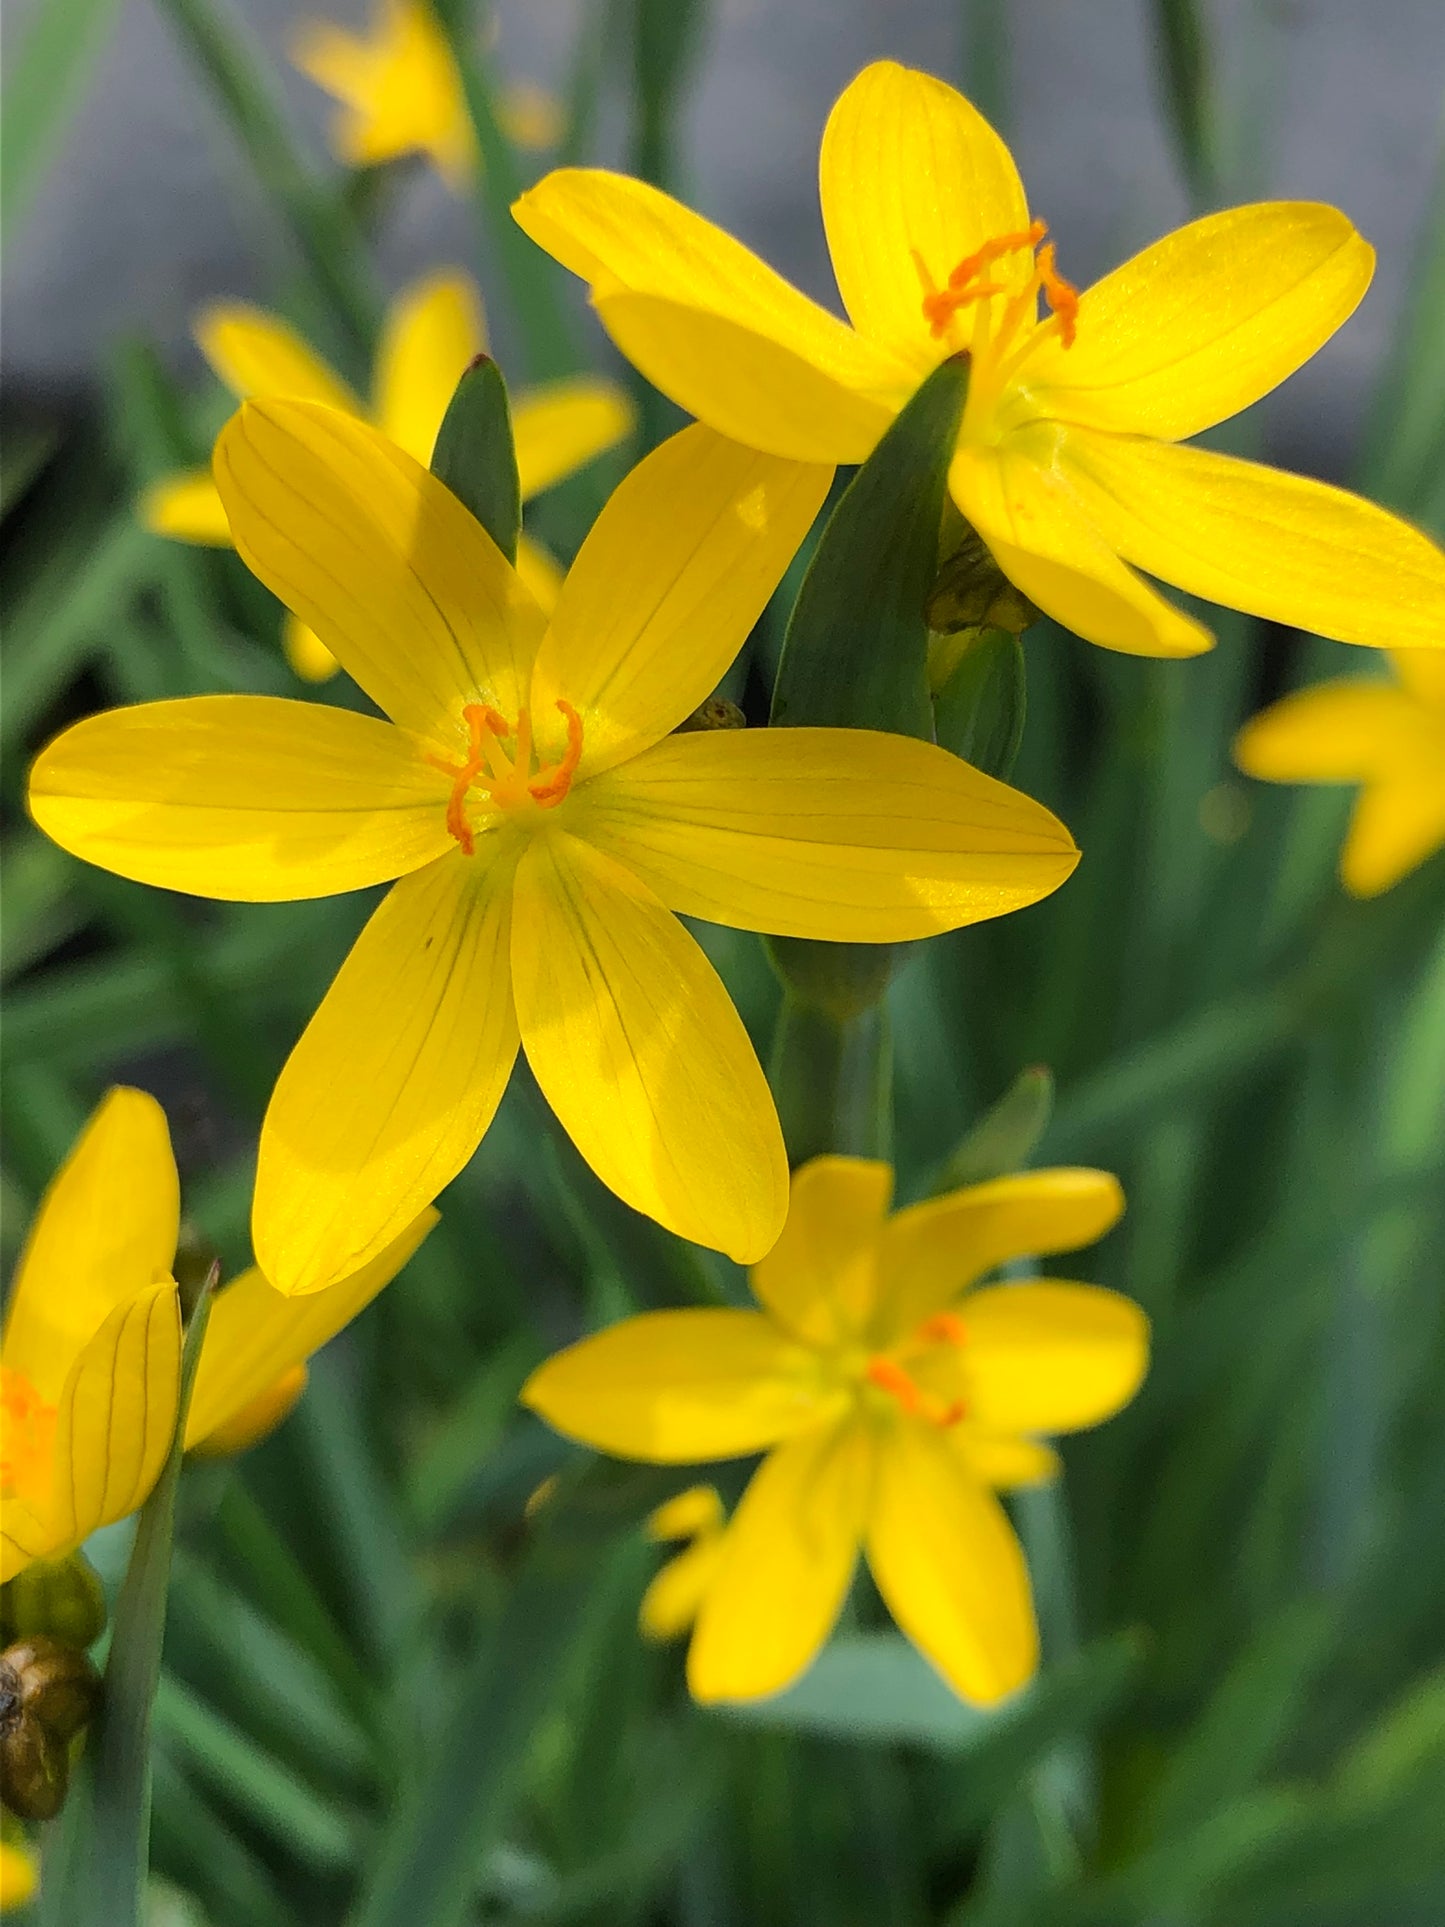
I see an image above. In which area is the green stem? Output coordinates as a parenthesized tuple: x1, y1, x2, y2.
(770, 993, 893, 1166)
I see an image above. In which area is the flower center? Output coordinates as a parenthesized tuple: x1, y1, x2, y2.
(0, 1367, 57, 1503)
(861, 1311, 970, 1429)
(428, 699, 584, 854)
(913, 219, 1078, 353)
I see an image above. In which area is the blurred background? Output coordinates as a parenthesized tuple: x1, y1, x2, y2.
(3, 2, 1445, 1923)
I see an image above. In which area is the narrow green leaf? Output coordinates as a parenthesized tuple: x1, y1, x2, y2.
(934, 629, 1028, 781)
(429, 355, 521, 562)
(928, 1066, 1055, 1193)
(0, 0, 122, 237)
(1150, 0, 1219, 207)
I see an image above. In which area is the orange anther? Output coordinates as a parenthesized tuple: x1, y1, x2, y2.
(528, 699, 584, 806)
(916, 218, 1077, 352)
(920, 1312, 969, 1347)
(865, 1356, 966, 1428)
(1037, 242, 1079, 347)
(429, 697, 587, 849)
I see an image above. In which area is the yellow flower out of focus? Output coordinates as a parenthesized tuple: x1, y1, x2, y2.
(29, 408, 1078, 1294)
(291, 0, 475, 184)
(522, 1158, 1148, 1705)
(0, 1837, 37, 1913)
(513, 59, 1445, 661)
(1234, 651, 1445, 896)
(640, 1485, 728, 1641)
(139, 270, 633, 678)
(0, 1088, 436, 1582)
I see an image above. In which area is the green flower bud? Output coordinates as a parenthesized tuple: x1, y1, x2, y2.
(0, 1551, 107, 1650)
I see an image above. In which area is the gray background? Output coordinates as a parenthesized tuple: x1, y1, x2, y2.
(5, 0, 1443, 476)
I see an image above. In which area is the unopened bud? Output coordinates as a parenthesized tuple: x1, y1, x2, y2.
(0, 1637, 100, 1822)
(676, 695, 746, 733)
(0, 1550, 107, 1650)
(926, 523, 1039, 649)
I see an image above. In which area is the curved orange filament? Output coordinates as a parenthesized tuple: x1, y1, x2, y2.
(428, 698, 585, 853)
(865, 1356, 966, 1429)
(913, 217, 1078, 351)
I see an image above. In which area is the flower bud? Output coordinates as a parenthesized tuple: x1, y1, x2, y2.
(926, 523, 1039, 646)
(0, 1637, 99, 1822)
(0, 1551, 107, 1651)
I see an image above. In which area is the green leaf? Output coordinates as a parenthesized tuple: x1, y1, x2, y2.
(0, 0, 122, 239)
(933, 629, 1028, 781)
(429, 355, 521, 563)
(928, 1066, 1055, 1193)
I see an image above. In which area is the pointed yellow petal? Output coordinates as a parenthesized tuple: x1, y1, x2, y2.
(646, 1484, 725, 1541)
(687, 1418, 872, 1702)
(640, 1534, 724, 1640)
(577, 724, 1079, 938)
(28, 695, 453, 902)
(289, 17, 372, 99)
(531, 426, 831, 778)
(1060, 430, 1445, 652)
(956, 1432, 1061, 1489)
(820, 60, 1030, 363)
(48, 1283, 182, 1557)
(1234, 680, 1429, 783)
(190, 1362, 309, 1456)
(139, 469, 233, 546)
(512, 376, 634, 498)
(185, 1208, 438, 1448)
(521, 1309, 820, 1461)
(0, 1493, 54, 1584)
(283, 613, 341, 682)
(214, 398, 546, 738)
(749, 1156, 892, 1347)
(953, 441, 1214, 658)
(866, 1418, 1037, 1704)
(511, 832, 788, 1264)
(874, 1168, 1124, 1345)
(513, 168, 908, 461)
(1027, 203, 1373, 440)
(1341, 783, 1445, 897)
(514, 531, 565, 614)
(372, 269, 486, 464)
(962, 1282, 1148, 1434)
(3, 1088, 179, 1400)
(196, 303, 360, 412)
(254, 851, 519, 1295)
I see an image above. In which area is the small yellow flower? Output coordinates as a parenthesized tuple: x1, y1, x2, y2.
(1235, 651, 1445, 896)
(513, 59, 1445, 661)
(639, 1485, 727, 1641)
(140, 271, 633, 677)
(31, 409, 1077, 1294)
(0, 1837, 37, 1912)
(291, 0, 475, 185)
(523, 1158, 1147, 1705)
(0, 1088, 435, 1582)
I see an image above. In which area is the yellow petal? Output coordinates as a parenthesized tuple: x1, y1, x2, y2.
(531, 424, 830, 778)
(372, 269, 486, 464)
(190, 1363, 309, 1457)
(874, 1168, 1124, 1344)
(28, 695, 453, 902)
(0, 1840, 38, 1910)
(254, 850, 519, 1295)
(577, 724, 1079, 938)
(1341, 783, 1445, 898)
(513, 167, 907, 461)
(513, 376, 634, 498)
(195, 303, 360, 413)
(819, 60, 1030, 364)
(214, 398, 546, 739)
(953, 441, 1214, 657)
(0, 1491, 53, 1584)
(962, 1282, 1149, 1434)
(687, 1418, 872, 1702)
(1059, 429, 1445, 653)
(1234, 680, 1430, 783)
(47, 1283, 183, 1560)
(514, 531, 565, 614)
(646, 1484, 724, 1541)
(520, 1310, 820, 1461)
(3, 1088, 179, 1400)
(283, 613, 341, 682)
(1026, 203, 1373, 440)
(510, 831, 788, 1264)
(865, 1417, 1037, 1704)
(185, 1208, 438, 1448)
(956, 1432, 1061, 1490)
(749, 1156, 892, 1347)
(640, 1534, 724, 1641)
(139, 468, 233, 546)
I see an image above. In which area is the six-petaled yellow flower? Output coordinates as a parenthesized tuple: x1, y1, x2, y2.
(30, 407, 1078, 1294)
(292, 0, 475, 184)
(0, 1087, 435, 1581)
(513, 58, 1445, 661)
(522, 1157, 1147, 1704)
(1235, 651, 1445, 896)
(140, 270, 632, 677)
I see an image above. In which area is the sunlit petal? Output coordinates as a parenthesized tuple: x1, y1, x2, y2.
(1341, 784, 1445, 898)
(749, 1157, 892, 1348)
(139, 469, 233, 546)
(962, 1282, 1149, 1435)
(195, 303, 360, 412)
(372, 269, 486, 464)
(512, 376, 634, 499)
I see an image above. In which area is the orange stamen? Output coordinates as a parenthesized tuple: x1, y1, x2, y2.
(528, 700, 584, 804)
(865, 1356, 966, 1428)
(915, 218, 1077, 350)
(919, 1311, 969, 1347)
(427, 698, 586, 851)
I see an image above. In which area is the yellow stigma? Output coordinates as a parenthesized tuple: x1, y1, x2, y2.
(1, 1368, 57, 1504)
(428, 699, 584, 854)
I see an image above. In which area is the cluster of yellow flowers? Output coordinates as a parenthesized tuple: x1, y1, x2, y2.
(5, 17, 1444, 1830)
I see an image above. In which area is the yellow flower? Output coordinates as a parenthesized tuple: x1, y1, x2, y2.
(522, 1157, 1147, 1704)
(31, 407, 1078, 1294)
(140, 271, 633, 678)
(1234, 650, 1445, 896)
(513, 59, 1445, 661)
(291, 0, 475, 185)
(0, 1838, 37, 1913)
(0, 1088, 435, 1582)
(639, 1485, 728, 1641)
